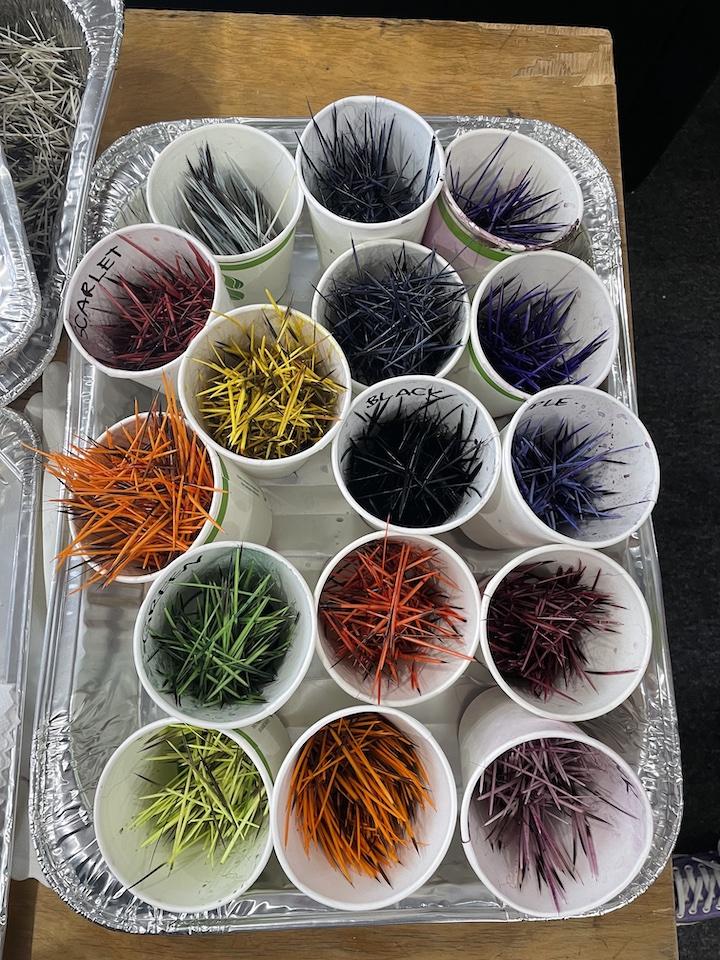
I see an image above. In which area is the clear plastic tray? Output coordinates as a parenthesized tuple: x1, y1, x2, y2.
(30, 115, 681, 932)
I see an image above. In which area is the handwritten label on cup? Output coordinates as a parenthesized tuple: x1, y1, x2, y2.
(70, 244, 122, 338)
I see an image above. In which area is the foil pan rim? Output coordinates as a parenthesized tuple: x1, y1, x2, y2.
(0, 407, 40, 943)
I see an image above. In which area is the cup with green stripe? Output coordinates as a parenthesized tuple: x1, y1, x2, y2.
(422, 128, 584, 290)
(146, 122, 303, 305)
(465, 250, 619, 417)
(68, 413, 272, 586)
(134, 541, 315, 729)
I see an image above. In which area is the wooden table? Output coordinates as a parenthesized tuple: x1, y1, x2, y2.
(5, 11, 678, 960)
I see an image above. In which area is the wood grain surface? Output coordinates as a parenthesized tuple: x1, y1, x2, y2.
(6, 10, 676, 960)
(7, 866, 677, 960)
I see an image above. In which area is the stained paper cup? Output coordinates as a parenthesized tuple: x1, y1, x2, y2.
(134, 540, 315, 728)
(312, 239, 471, 391)
(458, 688, 653, 917)
(477, 544, 652, 721)
(67, 412, 272, 586)
(147, 123, 303, 304)
(331, 375, 500, 536)
(423, 128, 583, 289)
(94, 720, 274, 912)
(63, 223, 229, 391)
(314, 531, 481, 706)
(297, 97, 445, 270)
(271, 705, 457, 911)
(179, 303, 352, 480)
(466, 251, 619, 417)
(462, 385, 660, 550)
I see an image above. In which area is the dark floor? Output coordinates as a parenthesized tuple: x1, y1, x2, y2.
(627, 69, 720, 959)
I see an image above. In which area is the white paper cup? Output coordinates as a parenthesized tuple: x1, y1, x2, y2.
(67, 412, 272, 586)
(423, 128, 584, 289)
(314, 531, 481, 706)
(297, 96, 445, 270)
(458, 688, 653, 917)
(134, 540, 315, 728)
(477, 544, 652, 721)
(63, 223, 229, 391)
(146, 123, 303, 304)
(94, 719, 274, 912)
(466, 251, 619, 417)
(462, 385, 660, 550)
(312, 239, 471, 391)
(179, 303, 352, 480)
(271, 705, 457, 911)
(331, 374, 500, 536)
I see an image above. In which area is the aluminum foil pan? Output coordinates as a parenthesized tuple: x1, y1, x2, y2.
(0, 143, 40, 363)
(0, 408, 40, 949)
(0, 0, 123, 406)
(30, 116, 682, 932)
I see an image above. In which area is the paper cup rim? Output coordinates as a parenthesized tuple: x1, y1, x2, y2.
(459, 726, 653, 918)
(478, 543, 653, 721)
(178, 303, 352, 473)
(67, 412, 225, 585)
(133, 540, 316, 728)
(146, 122, 304, 264)
(442, 127, 584, 252)
(62, 223, 225, 380)
(313, 530, 481, 707)
(312, 239, 471, 389)
(296, 96, 445, 230)
(270, 704, 457, 911)
(94, 718, 274, 913)
(469, 251, 620, 402)
(331, 374, 501, 535)
(501, 385, 660, 549)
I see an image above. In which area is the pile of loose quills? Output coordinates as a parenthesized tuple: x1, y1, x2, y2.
(0, 15, 84, 282)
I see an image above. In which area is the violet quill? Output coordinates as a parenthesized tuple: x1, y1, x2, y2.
(486, 561, 625, 701)
(318, 245, 466, 384)
(94, 238, 215, 370)
(477, 276, 607, 392)
(175, 143, 281, 255)
(449, 137, 567, 247)
(0, 15, 85, 283)
(299, 105, 437, 223)
(343, 394, 484, 527)
(476, 738, 635, 909)
(511, 420, 636, 534)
